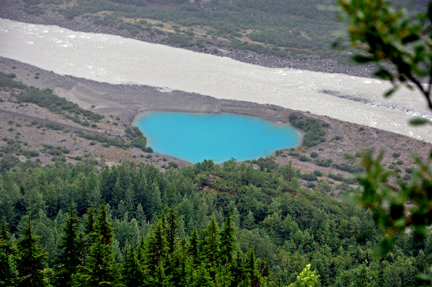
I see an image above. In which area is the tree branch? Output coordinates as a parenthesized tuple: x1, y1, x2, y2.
(407, 73, 432, 111)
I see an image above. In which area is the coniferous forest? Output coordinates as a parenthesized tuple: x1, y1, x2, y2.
(0, 158, 431, 286)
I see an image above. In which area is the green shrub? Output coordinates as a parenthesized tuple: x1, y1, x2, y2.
(314, 170, 323, 177)
(299, 155, 310, 162)
(168, 162, 179, 169)
(289, 114, 327, 147)
(307, 182, 316, 188)
(316, 159, 332, 167)
(300, 173, 317, 181)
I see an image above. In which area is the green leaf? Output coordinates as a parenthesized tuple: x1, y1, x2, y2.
(374, 69, 393, 81)
(409, 117, 430, 126)
(389, 204, 404, 220)
(416, 273, 432, 283)
(372, 235, 394, 259)
(428, 2, 432, 22)
(402, 34, 420, 44)
(352, 55, 374, 64)
(417, 12, 428, 20)
(384, 87, 397, 98)
(413, 225, 429, 239)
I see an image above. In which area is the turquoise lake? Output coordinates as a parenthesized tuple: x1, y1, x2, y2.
(134, 112, 302, 163)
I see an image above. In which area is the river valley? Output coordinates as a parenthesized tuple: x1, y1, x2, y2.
(1, 18, 432, 144)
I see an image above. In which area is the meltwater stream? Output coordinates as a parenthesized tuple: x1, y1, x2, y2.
(1, 18, 432, 142)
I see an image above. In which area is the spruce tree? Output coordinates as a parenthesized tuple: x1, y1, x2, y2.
(219, 211, 236, 265)
(136, 235, 146, 264)
(192, 264, 214, 287)
(166, 208, 181, 253)
(201, 215, 220, 279)
(82, 205, 96, 265)
(0, 220, 18, 287)
(71, 204, 122, 287)
(147, 218, 169, 271)
(231, 253, 244, 286)
(17, 218, 48, 287)
(84, 205, 96, 244)
(0, 217, 17, 256)
(188, 225, 200, 266)
(149, 260, 171, 287)
(215, 264, 233, 287)
(54, 203, 83, 287)
(0, 243, 18, 287)
(0, 218, 15, 256)
(122, 245, 147, 287)
(170, 237, 192, 287)
(243, 248, 260, 287)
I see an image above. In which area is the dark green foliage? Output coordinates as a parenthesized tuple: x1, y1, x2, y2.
(201, 215, 220, 278)
(299, 155, 311, 162)
(0, 73, 26, 90)
(14, 85, 103, 121)
(146, 217, 169, 271)
(313, 170, 323, 177)
(219, 212, 236, 265)
(0, 219, 18, 287)
(328, 172, 355, 184)
(0, 246, 18, 287)
(300, 172, 317, 182)
(41, 145, 70, 156)
(0, 156, 427, 285)
(289, 114, 327, 147)
(332, 162, 365, 173)
(0, 155, 20, 173)
(54, 204, 82, 287)
(72, 204, 122, 287)
(45, 123, 63, 131)
(126, 127, 152, 152)
(315, 158, 332, 167)
(77, 131, 128, 149)
(122, 245, 147, 287)
(17, 219, 48, 287)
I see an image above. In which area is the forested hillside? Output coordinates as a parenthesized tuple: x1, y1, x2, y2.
(1, 158, 431, 286)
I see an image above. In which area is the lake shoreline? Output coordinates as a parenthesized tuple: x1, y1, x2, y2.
(0, 57, 303, 127)
(2, 56, 432, 183)
(0, 0, 374, 79)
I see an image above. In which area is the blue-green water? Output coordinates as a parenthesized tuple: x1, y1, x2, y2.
(134, 112, 302, 163)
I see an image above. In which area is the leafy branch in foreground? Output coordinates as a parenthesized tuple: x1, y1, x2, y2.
(337, 0, 432, 263)
(355, 150, 432, 257)
(336, 0, 432, 112)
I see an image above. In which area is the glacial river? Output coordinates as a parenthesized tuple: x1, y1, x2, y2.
(1, 18, 431, 142)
